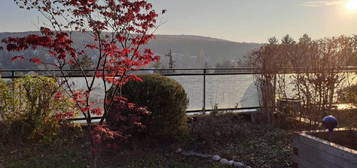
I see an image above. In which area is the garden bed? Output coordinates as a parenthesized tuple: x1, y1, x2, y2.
(1, 113, 295, 168)
(308, 129, 357, 150)
(293, 129, 357, 168)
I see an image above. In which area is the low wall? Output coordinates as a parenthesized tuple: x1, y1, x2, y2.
(293, 129, 357, 168)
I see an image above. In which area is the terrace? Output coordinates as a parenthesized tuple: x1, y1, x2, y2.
(1, 0, 357, 168)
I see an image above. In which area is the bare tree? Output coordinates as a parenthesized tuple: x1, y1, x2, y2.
(250, 34, 355, 125)
(250, 37, 281, 124)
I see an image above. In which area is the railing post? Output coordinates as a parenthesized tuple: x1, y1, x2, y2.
(11, 71, 15, 113)
(202, 68, 206, 114)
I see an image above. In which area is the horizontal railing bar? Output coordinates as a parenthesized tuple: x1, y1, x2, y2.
(1, 66, 357, 72)
(1, 68, 357, 78)
(66, 106, 262, 121)
(0, 68, 254, 72)
(0, 67, 267, 72)
(2, 71, 356, 79)
(0, 72, 260, 78)
(163, 72, 259, 76)
(3, 70, 357, 78)
(185, 106, 262, 113)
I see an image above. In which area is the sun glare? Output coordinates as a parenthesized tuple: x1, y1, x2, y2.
(346, 0, 357, 11)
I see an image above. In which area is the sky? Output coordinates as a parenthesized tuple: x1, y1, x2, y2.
(0, 0, 357, 43)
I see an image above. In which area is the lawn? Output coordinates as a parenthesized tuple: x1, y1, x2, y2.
(1, 113, 295, 168)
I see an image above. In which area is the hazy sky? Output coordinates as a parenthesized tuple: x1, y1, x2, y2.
(1, 0, 357, 43)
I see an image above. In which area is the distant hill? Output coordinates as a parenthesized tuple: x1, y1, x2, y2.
(0, 32, 262, 69)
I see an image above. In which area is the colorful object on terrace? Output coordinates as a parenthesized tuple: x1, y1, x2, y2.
(322, 115, 338, 132)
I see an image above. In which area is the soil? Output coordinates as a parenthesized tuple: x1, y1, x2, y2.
(309, 130, 357, 150)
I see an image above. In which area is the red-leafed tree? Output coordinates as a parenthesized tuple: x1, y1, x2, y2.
(2, 0, 164, 167)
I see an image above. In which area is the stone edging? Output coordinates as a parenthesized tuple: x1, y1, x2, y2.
(176, 148, 252, 168)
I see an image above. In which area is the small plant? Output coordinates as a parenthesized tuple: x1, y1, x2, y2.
(211, 103, 219, 116)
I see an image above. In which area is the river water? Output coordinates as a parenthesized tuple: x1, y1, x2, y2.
(67, 75, 260, 111)
(66, 73, 357, 111)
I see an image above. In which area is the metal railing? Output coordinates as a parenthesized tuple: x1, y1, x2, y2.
(1, 66, 357, 121)
(0, 68, 262, 116)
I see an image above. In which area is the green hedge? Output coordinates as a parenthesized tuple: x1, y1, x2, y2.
(107, 74, 189, 140)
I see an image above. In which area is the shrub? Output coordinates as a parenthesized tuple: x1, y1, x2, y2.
(107, 74, 189, 140)
(189, 113, 249, 149)
(0, 75, 77, 142)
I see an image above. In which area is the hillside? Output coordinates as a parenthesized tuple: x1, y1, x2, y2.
(0, 32, 262, 69)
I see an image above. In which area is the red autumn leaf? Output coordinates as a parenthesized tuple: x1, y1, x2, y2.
(72, 91, 82, 99)
(11, 56, 25, 62)
(127, 74, 143, 82)
(6, 43, 26, 51)
(116, 35, 126, 43)
(68, 59, 76, 65)
(145, 3, 152, 10)
(91, 107, 103, 115)
(40, 27, 53, 36)
(54, 92, 62, 100)
(29, 57, 42, 64)
(80, 107, 90, 112)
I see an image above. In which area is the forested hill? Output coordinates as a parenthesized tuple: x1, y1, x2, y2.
(0, 32, 262, 69)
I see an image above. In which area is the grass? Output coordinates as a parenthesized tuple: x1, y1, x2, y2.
(1, 113, 296, 168)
